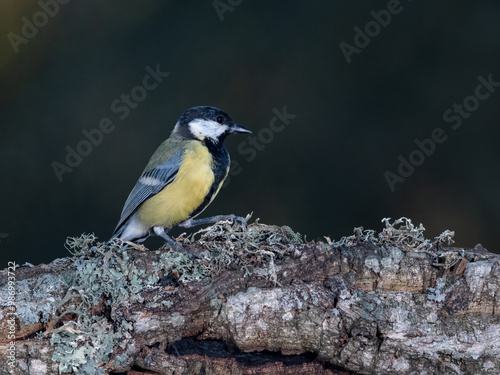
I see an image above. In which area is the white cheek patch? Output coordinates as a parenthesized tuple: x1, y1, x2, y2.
(188, 119, 228, 141)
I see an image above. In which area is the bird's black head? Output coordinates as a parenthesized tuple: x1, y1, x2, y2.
(172, 106, 251, 143)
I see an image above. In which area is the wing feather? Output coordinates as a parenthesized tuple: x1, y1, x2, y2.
(113, 150, 184, 234)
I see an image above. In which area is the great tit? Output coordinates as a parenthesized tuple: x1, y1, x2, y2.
(110, 106, 251, 253)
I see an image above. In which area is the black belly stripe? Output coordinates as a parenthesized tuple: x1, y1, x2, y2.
(187, 139, 230, 219)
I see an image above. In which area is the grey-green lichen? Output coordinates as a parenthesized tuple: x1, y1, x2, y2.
(5, 274, 64, 326)
(47, 219, 302, 373)
(427, 277, 447, 302)
(51, 234, 208, 373)
(50, 238, 134, 374)
(50, 218, 446, 374)
(329, 217, 473, 279)
(333, 217, 453, 250)
(183, 218, 302, 283)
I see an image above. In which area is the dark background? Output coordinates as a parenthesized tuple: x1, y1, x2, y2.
(1, 0, 499, 266)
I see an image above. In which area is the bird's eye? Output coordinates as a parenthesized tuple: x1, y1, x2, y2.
(216, 115, 224, 124)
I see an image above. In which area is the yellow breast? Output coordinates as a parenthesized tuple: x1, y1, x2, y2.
(137, 142, 214, 228)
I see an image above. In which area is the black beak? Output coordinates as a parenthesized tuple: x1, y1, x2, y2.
(229, 124, 252, 134)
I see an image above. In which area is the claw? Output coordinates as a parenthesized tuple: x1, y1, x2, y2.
(231, 215, 248, 228)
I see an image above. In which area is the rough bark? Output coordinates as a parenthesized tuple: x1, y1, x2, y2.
(0, 219, 499, 374)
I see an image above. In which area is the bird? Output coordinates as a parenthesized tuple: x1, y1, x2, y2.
(110, 106, 251, 255)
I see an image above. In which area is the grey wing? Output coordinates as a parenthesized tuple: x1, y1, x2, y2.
(113, 150, 184, 234)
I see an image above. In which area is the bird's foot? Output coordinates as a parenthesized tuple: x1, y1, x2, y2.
(227, 214, 248, 228)
(154, 226, 202, 259)
(179, 214, 249, 230)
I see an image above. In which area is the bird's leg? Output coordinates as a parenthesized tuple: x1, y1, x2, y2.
(179, 214, 248, 229)
(153, 227, 201, 259)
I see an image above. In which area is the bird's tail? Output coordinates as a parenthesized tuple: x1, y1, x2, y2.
(108, 217, 150, 245)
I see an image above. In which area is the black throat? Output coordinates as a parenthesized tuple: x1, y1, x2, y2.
(204, 136, 227, 157)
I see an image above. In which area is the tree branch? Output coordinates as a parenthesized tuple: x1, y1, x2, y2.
(1, 219, 499, 374)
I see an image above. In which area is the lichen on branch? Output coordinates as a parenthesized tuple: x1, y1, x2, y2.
(1, 217, 499, 375)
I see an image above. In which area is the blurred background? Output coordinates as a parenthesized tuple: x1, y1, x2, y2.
(1, 0, 499, 266)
